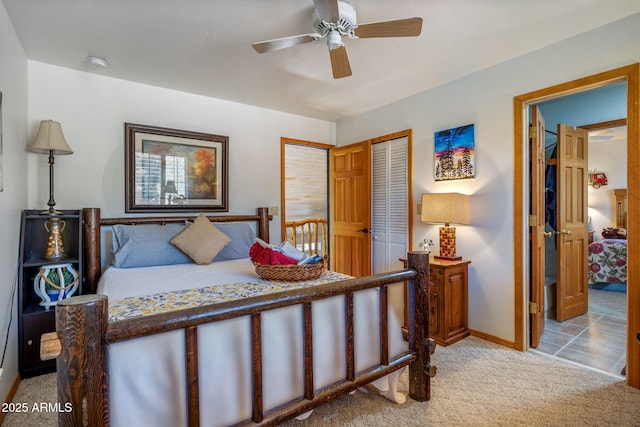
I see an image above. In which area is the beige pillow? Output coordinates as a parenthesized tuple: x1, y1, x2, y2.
(171, 213, 231, 264)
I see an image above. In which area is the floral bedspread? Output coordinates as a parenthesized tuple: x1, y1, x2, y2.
(107, 271, 350, 322)
(588, 239, 627, 284)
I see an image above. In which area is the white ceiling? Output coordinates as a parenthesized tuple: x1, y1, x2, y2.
(4, 0, 640, 121)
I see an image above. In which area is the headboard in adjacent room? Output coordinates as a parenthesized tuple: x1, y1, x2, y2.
(614, 188, 627, 230)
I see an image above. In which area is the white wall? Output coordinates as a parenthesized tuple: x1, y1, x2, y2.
(588, 136, 628, 237)
(27, 62, 336, 242)
(336, 13, 640, 343)
(0, 1, 28, 401)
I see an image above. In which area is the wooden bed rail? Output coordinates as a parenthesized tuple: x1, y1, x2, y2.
(45, 252, 432, 427)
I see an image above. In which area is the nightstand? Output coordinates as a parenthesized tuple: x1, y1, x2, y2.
(401, 257, 471, 346)
(18, 209, 84, 377)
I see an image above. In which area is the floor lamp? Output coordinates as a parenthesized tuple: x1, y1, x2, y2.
(28, 120, 73, 259)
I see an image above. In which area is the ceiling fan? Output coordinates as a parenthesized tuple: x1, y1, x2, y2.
(251, 0, 423, 79)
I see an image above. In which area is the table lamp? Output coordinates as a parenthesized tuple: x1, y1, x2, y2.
(164, 180, 178, 204)
(421, 192, 470, 260)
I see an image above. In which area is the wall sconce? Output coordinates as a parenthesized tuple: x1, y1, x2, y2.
(27, 120, 73, 260)
(421, 192, 470, 260)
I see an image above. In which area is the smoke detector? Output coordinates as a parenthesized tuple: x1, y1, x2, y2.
(86, 56, 108, 70)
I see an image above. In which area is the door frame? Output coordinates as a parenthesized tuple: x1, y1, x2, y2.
(513, 63, 639, 387)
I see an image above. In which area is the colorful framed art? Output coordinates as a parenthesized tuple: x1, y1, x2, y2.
(125, 123, 228, 213)
(434, 123, 475, 181)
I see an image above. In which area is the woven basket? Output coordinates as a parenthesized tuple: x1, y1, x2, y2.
(253, 258, 326, 281)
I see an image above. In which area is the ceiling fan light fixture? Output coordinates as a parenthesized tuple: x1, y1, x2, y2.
(251, 0, 423, 79)
(327, 30, 344, 50)
(312, 1, 357, 36)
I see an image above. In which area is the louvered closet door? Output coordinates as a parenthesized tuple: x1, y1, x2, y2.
(372, 137, 408, 274)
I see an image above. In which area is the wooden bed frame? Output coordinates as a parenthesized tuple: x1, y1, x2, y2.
(42, 207, 434, 426)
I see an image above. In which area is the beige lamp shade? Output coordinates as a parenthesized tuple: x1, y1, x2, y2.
(28, 120, 73, 216)
(28, 120, 73, 155)
(421, 192, 470, 260)
(421, 193, 470, 225)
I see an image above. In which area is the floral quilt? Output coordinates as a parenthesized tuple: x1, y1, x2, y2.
(588, 239, 627, 284)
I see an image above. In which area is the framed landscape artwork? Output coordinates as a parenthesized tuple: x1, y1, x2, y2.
(434, 123, 475, 181)
(125, 123, 228, 212)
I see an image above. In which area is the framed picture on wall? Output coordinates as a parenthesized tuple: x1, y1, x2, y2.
(434, 123, 475, 181)
(125, 123, 228, 213)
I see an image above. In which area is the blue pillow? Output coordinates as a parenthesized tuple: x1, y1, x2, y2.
(212, 222, 256, 261)
(112, 224, 191, 268)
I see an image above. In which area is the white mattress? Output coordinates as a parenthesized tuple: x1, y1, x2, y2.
(98, 259, 408, 427)
(97, 258, 261, 299)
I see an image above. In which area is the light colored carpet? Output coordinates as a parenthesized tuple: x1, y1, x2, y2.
(4, 337, 640, 426)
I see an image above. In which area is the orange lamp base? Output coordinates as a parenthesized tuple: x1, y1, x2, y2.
(434, 224, 462, 261)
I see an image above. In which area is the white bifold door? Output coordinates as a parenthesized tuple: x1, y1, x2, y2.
(372, 137, 409, 320)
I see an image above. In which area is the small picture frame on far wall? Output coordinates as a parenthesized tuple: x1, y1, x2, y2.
(434, 123, 475, 181)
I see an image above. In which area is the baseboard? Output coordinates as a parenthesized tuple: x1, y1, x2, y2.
(0, 372, 21, 425)
(470, 329, 516, 349)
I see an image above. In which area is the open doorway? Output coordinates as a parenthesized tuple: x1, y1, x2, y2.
(513, 63, 640, 388)
(280, 137, 332, 258)
(531, 85, 627, 374)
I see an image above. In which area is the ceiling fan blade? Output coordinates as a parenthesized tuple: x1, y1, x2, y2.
(329, 46, 352, 79)
(252, 33, 319, 53)
(354, 17, 423, 38)
(313, 0, 339, 23)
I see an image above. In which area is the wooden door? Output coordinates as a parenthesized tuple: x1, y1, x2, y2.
(530, 106, 546, 347)
(556, 124, 589, 321)
(330, 142, 371, 276)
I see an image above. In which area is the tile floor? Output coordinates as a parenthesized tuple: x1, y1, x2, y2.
(534, 311, 626, 376)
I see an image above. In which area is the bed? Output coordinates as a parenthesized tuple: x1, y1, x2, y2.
(587, 188, 628, 286)
(42, 207, 434, 426)
(587, 239, 627, 285)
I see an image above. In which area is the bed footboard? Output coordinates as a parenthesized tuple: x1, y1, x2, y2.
(44, 252, 433, 426)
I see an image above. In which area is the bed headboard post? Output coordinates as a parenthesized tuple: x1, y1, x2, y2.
(257, 207, 271, 243)
(83, 207, 101, 294)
